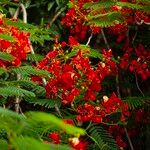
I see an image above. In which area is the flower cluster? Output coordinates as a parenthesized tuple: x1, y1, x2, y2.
(77, 93, 129, 123)
(120, 44, 150, 80)
(61, 0, 101, 42)
(0, 16, 30, 67)
(37, 46, 116, 105)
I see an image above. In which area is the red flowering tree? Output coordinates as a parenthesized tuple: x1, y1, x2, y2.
(0, 0, 150, 150)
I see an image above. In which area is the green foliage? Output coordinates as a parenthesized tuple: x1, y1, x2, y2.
(83, 0, 150, 27)
(26, 111, 86, 136)
(0, 86, 36, 98)
(124, 97, 150, 109)
(27, 53, 44, 62)
(0, 52, 15, 61)
(0, 68, 6, 76)
(25, 97, 61, 109)
(12, 66, 50, 79)
(4, 18, 53, 45)
(88, 124, 118, 150)
(0, 33, 14, 41)
(0, 139, 8, 150)
(12, 137, 72, 150)
(0, 107, 85, 150)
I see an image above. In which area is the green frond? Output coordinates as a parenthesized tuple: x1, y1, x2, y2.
(0, 107, 24, 120)
(0, 52, 15, 61)
(27, 54, 44, 62)
(88, 18, 119, 28)
(29, 28, 53, 45)
(4, 18, 35, 30)
(0, 139, 8, 150)
(116, 2, 142, 9)
(0, 86, 36, 98)
(0, 97, 7, 106)
(0, 68, 6, 76)
(87, 12, 123, 28)
(25, 97, 61, 109)
(88, 49, 103, 59)
(0, 33, 14, 41)
(0, 0, 19, 7)
(0, 80, 46, 97)
(12, 137, 72, 150)
(26, 111, 86, 136)
(124, 96, 150, 109)
(67, 44, 103, 59)
(84, 1, 115, 9)
(12, 66, 50, 79)
(88, 124, 118, 150)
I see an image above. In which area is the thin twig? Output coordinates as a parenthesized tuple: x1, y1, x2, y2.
(116, 66, 121, 99)
(15, 74, 21, 113)
(101, 28, 110, 49)
(135, 71, 145, 97)
(132, 26, 138, 45)
(124, 128, 134, 150)
(86, 33, 93, 46)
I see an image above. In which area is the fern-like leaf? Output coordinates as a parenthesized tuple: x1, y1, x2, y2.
(27, 54, 44, 62)
(25, 97, 61, 109)
(88, 124, 118, 150)
(0, 139, 8, 150)
(12, 66, 50, 79)
(0, 33, 14, 41)
(12, 137, 71, 150)
(124, 96, 150, 109)
(0, 86, 35, 98)
(0, 52, 15, 61)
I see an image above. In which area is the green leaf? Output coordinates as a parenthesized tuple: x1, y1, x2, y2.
(124, 96, 150, 109)
(0, 52, 15, 61)
(67, 1, 74, 8)
(25, 97, 61, 109)
(48, 2, 55, 11)
(0, 86, 36, 98)
(0, 33, 14, 41)
(12, 66, 50, 79)
(84, 1, 115, 9)
(12, 137, 72, 150)
(0, 107, 24, 120)
(116, 2, 142, 9)
(27, 54, 44, 62)
(88, 49, 103, 59)
(0, 68, 6, 75)
(88, 124, 118, 150)
(4, 19, 35, 30)
(0, 139, 8, 150)
(26, 112, 86, 136)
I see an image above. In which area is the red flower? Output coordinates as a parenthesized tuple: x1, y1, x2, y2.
(68, 36, 79, 46)
(46, 50, 58, 59)
(48, 132, 61, 144)
(70, 138, 88, 150)
(63, 119, 74, 125)
(58, 72, 75, 90)
(84, 89, 96, 101)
